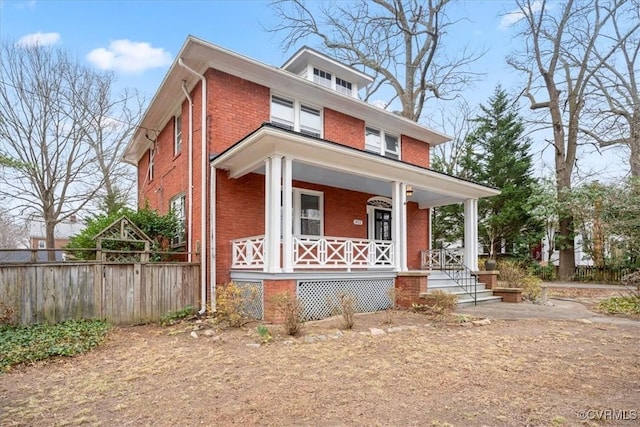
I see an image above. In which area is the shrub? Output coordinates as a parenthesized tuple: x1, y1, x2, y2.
(255, 325, 273, 343)
(621, 270, 640, 294)
(413, 290, 457, 319)
(331, 291, 357, 330)
(498, 260, 527, 287)
(383, 287, 408, 324)
(0, 319, 110, 371)
(215, 282, 256, 327)
(0, 301, 16, 326)
(271, 292, 304, 336)
(520, 276, 542, 302)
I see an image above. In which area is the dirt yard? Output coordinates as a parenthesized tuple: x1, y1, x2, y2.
(1, 288, 639, 426)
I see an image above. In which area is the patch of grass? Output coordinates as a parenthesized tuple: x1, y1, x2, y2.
(598, 296, 640, 317)
(255, 325, 272, 344)
(160, 305, 195, 326)
(0, 319, 110, 372)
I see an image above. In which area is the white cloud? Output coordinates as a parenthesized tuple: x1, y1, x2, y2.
(371, 100, 388, 109)
(16, 32, 61, 47)
(499, 1, 543, 30)
(87, 39, 172, 73)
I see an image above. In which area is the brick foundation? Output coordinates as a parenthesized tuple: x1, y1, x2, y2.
(395, 272, 429, 308)
(262, 279, 297, 323)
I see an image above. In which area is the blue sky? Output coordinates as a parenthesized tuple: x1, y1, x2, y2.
(0, 0, 626, 179)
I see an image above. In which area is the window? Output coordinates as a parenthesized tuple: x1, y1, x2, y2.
(271, 95, 322, 137)
(174, 115, 182, 155)
(313, 68, 332, 88)
(365, 126, 400, 159)
(38, 240, 46, 249)
(148, 149, 154, 181)
(294, 189, 323, 236)
(271, 96, 294, 130)
(299, 105, 321, 137)
(170, 194, 186, 246)
(336, 77, 353, 96)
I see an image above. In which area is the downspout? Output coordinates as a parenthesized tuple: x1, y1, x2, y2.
(178, 58, 207, 315)
(180, 81, 194, 264)
(209, 163, 216, 312)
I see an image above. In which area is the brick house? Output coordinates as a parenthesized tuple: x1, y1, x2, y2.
(123, 36, 499, 321)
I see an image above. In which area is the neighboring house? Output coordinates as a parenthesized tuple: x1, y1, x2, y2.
(28, 215, 84, 249)
(123, 36, 499, 320)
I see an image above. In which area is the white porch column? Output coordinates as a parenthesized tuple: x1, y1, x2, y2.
(463, 198, 479, 271)
(264, 156, 282, 273)
(400, 183, 408, 271)
(391, 181, 404, 272)
(282, 157, 294, 272)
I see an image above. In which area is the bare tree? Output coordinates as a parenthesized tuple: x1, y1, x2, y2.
(82, 77, 143, 214)
(430, 99, 476, 178)
(268, 0, 484, 122)
(0, 209, 27, 248)
(582, 1, 640, 176)
(507, 0, 632, 280)
(0, 43, 136, 256)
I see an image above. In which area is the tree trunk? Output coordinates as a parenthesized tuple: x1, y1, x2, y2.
(45, 220, 56, 261)
(630, 118, 640, 177)
(557, 216, 575, 280)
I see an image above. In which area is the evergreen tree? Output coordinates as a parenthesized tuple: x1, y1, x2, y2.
(467, 86, 541, 258)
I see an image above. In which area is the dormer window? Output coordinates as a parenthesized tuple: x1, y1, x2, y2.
(336, 77, 352, 96)
(313, 68, 332, 88)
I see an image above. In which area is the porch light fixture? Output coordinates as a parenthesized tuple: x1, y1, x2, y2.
(406, 185, 413, 197)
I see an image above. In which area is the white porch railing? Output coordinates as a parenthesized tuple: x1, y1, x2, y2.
(293, 236, 394, 269)
(230, 235, 394, 270)
(420, 248, 464, 270)
(231, 235, 265, 269)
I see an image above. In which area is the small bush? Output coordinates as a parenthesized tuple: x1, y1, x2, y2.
(0, 319, 110, 371)
(215, 282, 255, 327)
(498, 260, 527, 287)
(255, 325, 272, 343)
(160, 305, 195, 326)
(413, 290, 457, 319)
(383, 287, 408, 324)
(332, 291, 357, 330)
(520, 276, 543, 302)
(271, 292, 304, 336)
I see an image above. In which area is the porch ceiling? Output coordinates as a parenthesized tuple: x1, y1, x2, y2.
(211, 124, 500, 208)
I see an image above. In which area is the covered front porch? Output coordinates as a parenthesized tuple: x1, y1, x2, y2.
(213, 124, 498, 275)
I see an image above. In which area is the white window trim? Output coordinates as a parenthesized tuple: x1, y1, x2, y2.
(37, 240, 46, 249)
(174, 114, 182, 156)
(271, 93, 323, 138)
(365, 125, 401, 160)
(170, 193, 186, 246)
(293, 188, 324, 236)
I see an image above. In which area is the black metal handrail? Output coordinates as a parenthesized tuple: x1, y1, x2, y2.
(442, 257, 478, 306)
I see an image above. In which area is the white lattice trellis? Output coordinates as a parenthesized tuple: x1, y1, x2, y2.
(297, 278, 394, 320)
(234, 281, 264, 320)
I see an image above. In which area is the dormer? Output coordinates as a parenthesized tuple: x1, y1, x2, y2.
(282, 46, 373, 98)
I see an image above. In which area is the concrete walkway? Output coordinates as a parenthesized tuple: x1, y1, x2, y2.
(455, 298, 640, 326)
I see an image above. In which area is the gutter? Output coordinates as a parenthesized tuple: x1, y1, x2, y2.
(178, 58, 207, 315)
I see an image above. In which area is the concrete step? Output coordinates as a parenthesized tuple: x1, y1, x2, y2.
(457, 295, 503, 307)
(427, 282, 488, 293)
(421, 288, 495, 300)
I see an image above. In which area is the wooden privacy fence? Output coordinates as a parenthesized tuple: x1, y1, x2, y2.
(0, 262, 200, 325)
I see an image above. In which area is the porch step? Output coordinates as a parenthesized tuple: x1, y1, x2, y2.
(423, 270, 503, 306)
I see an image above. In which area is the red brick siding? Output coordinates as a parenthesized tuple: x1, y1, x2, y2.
(401, 134, 430, 168)
(323, 109, 365, 150)
(395, 275, 427, 308)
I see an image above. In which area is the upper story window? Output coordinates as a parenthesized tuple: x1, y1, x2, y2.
(271, 94, 322, 138)
(174, 115, 182, 156)
(336, 77, 353, 96)
(38, 240, 46, 249)
(313, 68, 332, 88)
(365, 126, 400, 160)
